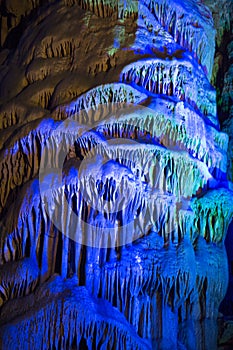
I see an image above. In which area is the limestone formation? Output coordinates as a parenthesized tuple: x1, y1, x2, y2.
(0, 1, 232, 350)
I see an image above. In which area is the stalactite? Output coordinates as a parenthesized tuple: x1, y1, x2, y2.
(0, 0, 232, 349)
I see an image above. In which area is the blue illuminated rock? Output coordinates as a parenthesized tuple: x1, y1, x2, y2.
(0, 276, 151, 350)
(0, 0, 232, 350)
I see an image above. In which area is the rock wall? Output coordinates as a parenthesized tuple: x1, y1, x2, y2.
(0, 1, 232, 349)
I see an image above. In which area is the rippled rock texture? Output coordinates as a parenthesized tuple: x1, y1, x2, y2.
(0, 1, 233, 350)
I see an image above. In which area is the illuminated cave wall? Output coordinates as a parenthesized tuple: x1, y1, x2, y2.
(0, 1, 233, 349)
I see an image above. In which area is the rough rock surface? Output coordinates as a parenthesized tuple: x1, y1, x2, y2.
(203, 0, 233, 185)
(0, 1, 232, 350)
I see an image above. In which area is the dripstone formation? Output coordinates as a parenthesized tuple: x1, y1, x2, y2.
(0, 1, 233, 349)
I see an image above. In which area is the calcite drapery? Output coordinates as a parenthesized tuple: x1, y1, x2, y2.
(0, 1, 233, 349)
